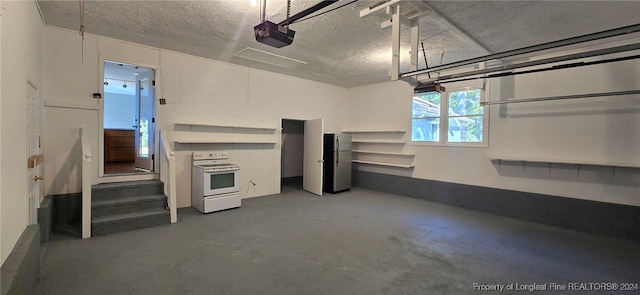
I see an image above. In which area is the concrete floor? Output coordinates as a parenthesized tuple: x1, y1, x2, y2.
(37, 185, 640, 294)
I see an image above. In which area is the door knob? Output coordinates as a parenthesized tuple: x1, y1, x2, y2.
(318, 160, 324, 163)
(34, 176, 43, 181)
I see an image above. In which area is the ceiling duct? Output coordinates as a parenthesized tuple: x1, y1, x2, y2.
(254, 0, 338, 48)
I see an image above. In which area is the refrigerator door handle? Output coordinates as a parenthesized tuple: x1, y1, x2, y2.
(336, 137, 340, 166)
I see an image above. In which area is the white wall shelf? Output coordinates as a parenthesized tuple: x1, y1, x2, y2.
(486, 156, 640, 169)
(172, 123, 279, 145)
(350, 130, 414, 170)
(174, 122, 278, 131)
(353, 150, 414, 157)
(352, 160, 415, 169)
(344, 130, 406, 133)
(175, 140, 278, 144)
(352, 140, 405, 144)
(173, 134, 278, 144)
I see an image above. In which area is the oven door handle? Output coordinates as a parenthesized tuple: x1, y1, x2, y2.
(204, 168, 240, 173)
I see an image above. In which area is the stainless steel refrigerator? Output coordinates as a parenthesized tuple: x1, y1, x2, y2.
(323, 133, 352, 193)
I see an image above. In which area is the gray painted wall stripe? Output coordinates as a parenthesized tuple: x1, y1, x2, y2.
(352, 170, 640, 240)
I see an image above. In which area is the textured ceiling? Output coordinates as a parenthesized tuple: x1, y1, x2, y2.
(37, 0, 640, 88)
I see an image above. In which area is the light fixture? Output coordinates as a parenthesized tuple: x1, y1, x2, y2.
(122, 82, 127, 88)
(104, 80, 109, 85)
(250, 0, 257, 7)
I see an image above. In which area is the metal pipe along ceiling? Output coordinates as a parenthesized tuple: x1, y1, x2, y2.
(423, 43, 640, 84)
(481, 90, 640, 106)
(277, 0, 339, 26)
(400, 23, 640, 81)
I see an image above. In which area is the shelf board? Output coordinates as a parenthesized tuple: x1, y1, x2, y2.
(343, 130, 406, 133)
(352, 160, 414, 169)
(352, 140, 405, 144)
(175, 123, 277, 131)
(175, 140, 277, 144)
(352, 150, 414, 156)
(486, 156, 640, 169)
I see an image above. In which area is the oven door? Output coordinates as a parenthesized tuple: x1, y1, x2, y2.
(203, 168, 240, 196)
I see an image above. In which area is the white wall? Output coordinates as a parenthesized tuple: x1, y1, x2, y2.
(0, 0, 3, 266)
(103, 92, 135, 130)
(157, 50, 349, 207)
(43, 27, 349, 208)
(1, 0, 43, 265)
(348, 44, 640, 206)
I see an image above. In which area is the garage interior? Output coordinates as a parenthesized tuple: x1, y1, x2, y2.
(1, 1, 639, 294)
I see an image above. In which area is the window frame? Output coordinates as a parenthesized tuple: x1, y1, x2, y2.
(410, 81, 489, 148)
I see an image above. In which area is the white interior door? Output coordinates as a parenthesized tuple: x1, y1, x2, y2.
(303, 118, 324, 196)
(134, 70, 155, 171)
(26, 81, 43, 225)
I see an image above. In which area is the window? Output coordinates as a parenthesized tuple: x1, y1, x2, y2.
(411, 86, 487, 146)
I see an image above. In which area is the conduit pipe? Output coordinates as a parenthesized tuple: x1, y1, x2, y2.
(400, 23, 640, 80)
(277, 0, 338, 26)
(421, 42, 640, 84)
(422, 53, 640, 85)
(481, 90, 640, 106)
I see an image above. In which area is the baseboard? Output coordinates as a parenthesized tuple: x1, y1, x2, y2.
(1, 225, 41, 295)
(352, 170, 640, 240)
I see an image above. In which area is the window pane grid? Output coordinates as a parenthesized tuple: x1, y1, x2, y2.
(448, 114, 483, 119)
(412, 88, 486, 145)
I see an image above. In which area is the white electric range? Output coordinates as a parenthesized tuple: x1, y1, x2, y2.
(191, 151, 241, 213)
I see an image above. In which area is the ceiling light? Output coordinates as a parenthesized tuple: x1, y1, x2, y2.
(250, 0, 257, 7)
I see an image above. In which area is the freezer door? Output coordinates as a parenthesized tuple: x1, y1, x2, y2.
(333, 150, 352, 191)
(336, 133, 351, 151)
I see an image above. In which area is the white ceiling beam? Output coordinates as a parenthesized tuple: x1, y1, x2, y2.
(380, 9, 432, 29)
(410, 20, 419, 71)
(391, 5, 400, 80)
(380, 17, 409, 29)
(359, 0, 402, 18)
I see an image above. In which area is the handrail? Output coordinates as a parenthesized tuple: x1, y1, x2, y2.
(159, 129, 177, 223)
(80, 127, 92, 239)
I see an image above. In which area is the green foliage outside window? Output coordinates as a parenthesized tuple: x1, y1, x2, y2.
(412, 88, 485, 143)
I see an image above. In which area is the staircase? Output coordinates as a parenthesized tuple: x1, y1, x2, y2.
(91, 180, 171, 236)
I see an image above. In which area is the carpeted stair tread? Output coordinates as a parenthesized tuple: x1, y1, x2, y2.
(92, 208, 169, 225)
(91, 180, 163, 190)
(92, 194, 166, 208)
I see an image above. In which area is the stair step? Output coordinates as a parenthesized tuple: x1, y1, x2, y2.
(92, 208, 169, 224)
(92, 194, 167, 218)
(91, 209, 170, 236)
(92, 180, 164, 201)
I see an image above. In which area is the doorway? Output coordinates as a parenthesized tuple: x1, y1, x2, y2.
(281, 118, 324, 196)
(26, 80, 44, 225)
(281, 119, 305, 187)
(103, 61, 156, 175)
